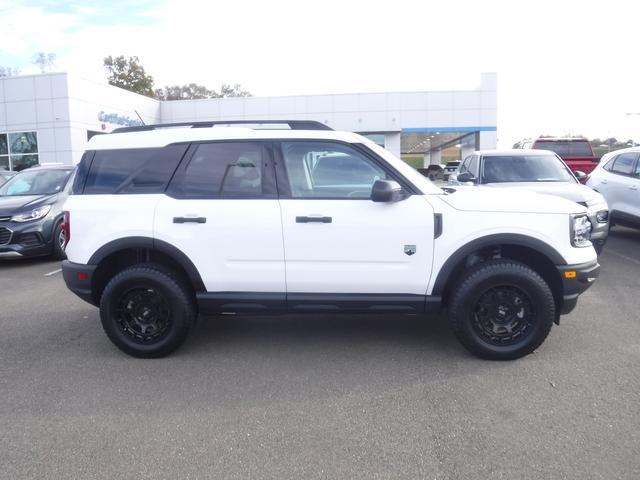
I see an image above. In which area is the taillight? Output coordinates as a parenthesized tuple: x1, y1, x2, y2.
(62, 211, 71, 246)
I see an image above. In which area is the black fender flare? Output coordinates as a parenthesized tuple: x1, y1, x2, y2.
(431, 233, 566, 296)
(87, 236, 206, 292)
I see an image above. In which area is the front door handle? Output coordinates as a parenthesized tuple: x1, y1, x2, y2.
(296, 215, 332, 223)
(173, 216, 207, 224)
(630, 186, 638, 191)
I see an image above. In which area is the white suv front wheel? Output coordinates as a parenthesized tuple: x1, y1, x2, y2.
(448, 259, 555, 360)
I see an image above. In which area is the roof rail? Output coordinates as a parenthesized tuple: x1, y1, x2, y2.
(111, 120, 333, 134)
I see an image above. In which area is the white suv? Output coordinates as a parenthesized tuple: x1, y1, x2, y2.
(587, 147, 640, 230)
(61, 120, 599, 360)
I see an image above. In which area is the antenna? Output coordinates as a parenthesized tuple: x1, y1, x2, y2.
(134, 110, 146, 126)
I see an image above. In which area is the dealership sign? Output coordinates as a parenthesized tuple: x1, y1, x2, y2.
(98, 111, 144, 129)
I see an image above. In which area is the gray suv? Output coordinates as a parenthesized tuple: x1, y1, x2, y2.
(0, 165, 75, 259)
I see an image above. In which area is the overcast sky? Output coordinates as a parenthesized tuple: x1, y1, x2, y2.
(1, 0, 639, 147)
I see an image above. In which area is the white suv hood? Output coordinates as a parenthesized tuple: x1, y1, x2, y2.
(440, 187, 587, 215)
(481, 181, 605, 207)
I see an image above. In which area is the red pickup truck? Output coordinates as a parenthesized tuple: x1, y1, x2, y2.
(518, 137, 599, 180)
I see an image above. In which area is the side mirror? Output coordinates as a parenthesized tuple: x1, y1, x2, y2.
(371, 179, 404, 202)
(574, 170, 587, 179)
(455, 172, 476, 184)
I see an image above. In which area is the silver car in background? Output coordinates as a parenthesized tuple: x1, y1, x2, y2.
(449, 149, 610, 253)
(587, 146, 640, 230)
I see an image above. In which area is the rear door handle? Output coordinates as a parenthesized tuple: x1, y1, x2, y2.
(296, 215, 332, 223)
(173, 216, 207, 224)
(630, 186, 638, 191)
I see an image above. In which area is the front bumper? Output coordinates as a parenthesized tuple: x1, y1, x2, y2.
(557, 260, 600, 315)
(586, 208, 609, 245)
(62, 260, 98, 306)
(0, 217, 56, 258)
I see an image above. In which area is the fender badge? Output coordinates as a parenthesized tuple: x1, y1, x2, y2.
(404, 245, 416, 256)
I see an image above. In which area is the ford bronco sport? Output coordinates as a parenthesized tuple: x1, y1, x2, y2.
(62, 120, 599, 360)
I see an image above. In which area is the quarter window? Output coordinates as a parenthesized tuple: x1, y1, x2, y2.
(83, 145, 187, 194)
(281, 142, 388, 199)
(467, 156, 479, 177)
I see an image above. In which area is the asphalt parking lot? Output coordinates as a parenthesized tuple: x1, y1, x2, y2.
(1, 229, 639, 480)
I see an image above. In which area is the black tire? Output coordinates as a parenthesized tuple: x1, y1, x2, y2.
(448, 259, 555, 360)
(99, 264, 196, 358)
(51, 221, 67, 260)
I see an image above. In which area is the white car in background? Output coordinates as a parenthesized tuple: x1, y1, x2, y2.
(587, 147, 640, 230)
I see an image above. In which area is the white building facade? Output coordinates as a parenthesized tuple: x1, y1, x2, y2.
(0, 72, 497, 170)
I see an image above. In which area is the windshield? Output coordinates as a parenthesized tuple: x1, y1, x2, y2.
(481, 155, 576, 183)
(0, 169, 72, 196)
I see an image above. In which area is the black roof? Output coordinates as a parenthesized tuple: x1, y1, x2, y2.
(112, 119, 333, 134)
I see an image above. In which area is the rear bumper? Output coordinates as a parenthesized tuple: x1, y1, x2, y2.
(62, 260, 97, 306)
(557, 260, 600, 315)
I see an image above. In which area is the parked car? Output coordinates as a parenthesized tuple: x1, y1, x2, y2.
(417, 164, 444, 181)
(0, 169, 16, 186)
(443, 161, 460, 180)
(0, 165, 75, 259)
(61, 120, 598, 360)
(449, 150, 609, 253)
(587, 146, 640, 230)
(517, 137, 599, 180)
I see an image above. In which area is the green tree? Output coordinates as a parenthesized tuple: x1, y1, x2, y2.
(155, 82, 252, 101)
(103, 55, 155, 98)
(0, 66, 20, 77)
(32, 52, 56, 73)
(155, 83, 216, 101)
(219, 83, 251, 98)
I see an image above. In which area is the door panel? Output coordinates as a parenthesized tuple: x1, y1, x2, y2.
(154, 141, 285, 294)
(155, 197, 285, 292)
(276, 140, 434, 297)
(604, 152, 638, 216)
(279, 196, 435, 295)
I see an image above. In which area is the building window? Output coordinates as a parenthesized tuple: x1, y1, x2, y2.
(0, 132, 39, 171)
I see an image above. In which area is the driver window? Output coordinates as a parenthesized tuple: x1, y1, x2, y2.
(281, 142, 388, 199)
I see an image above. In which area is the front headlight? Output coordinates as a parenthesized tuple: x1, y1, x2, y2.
(571, 214, 592, 248)
(596, 210, 609, 223)
(11, 205, 52, 223)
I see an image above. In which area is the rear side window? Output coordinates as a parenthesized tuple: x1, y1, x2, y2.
(534, 141, 569, 156)
(568, 141, 593, 156)
(534, 140, 592, 157)
(169, 142, 271, 199)
(82, 145, 187, 194)
(608, 152, 638, 176)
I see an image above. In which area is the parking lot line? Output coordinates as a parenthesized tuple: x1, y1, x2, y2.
(44, 268, 62, 277)
(604, 248, 640, 266)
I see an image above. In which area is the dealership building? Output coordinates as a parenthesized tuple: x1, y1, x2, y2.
(0, 72, 497, 171)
